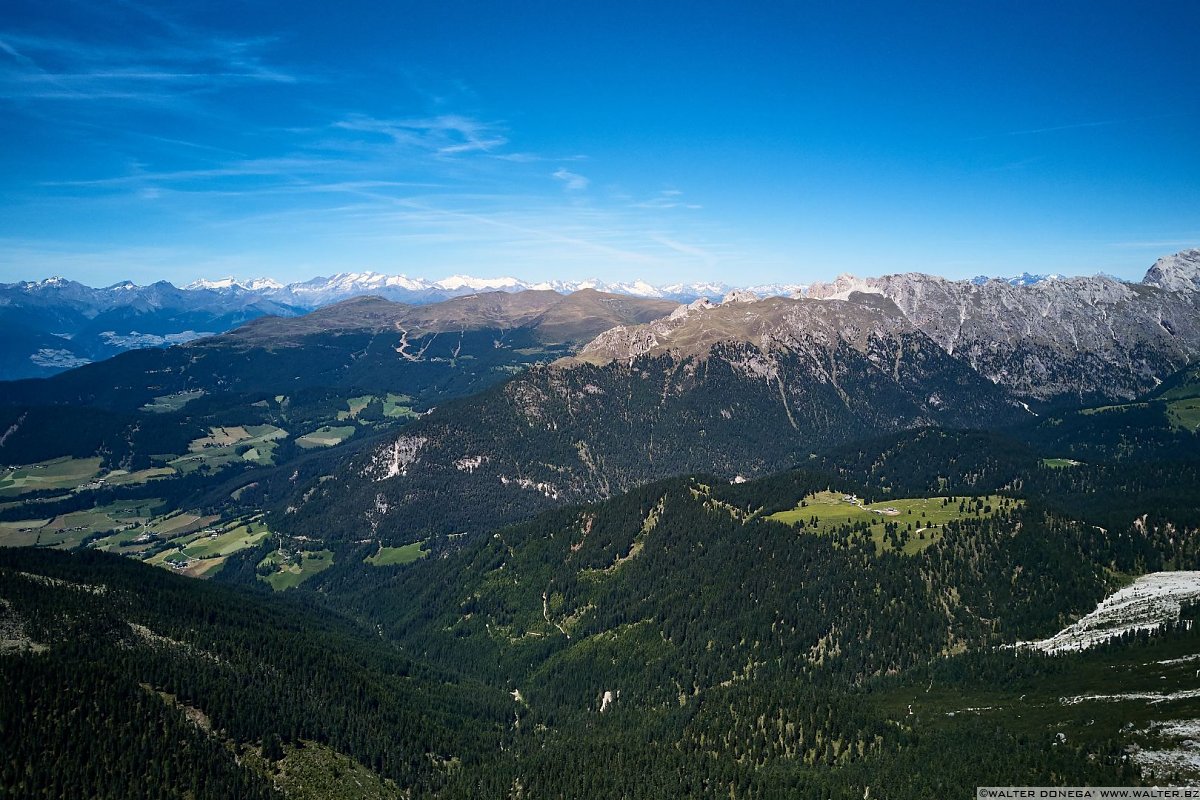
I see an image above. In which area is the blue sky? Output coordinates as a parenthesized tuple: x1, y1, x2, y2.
(1, 1, 1198, 287)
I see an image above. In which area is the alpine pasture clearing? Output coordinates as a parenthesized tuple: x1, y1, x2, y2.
(146, 512, 217, 537)
(181, 521, 270, 559)
(337, 395, 374, 420)
(334, 393, 416, 421)
(143, 516, 269, 575)
(103, 467, 177, 485)
(382, 393, 417, 418)
(1167, 398, 1200, 432)
(365, 541, 428, 566)
(0, 500, 157, 550)
(1079, 402, 1150, 416)
(0, 519, 52, 548)
(1042, 457, 1083, 468)
(239, 739, 403, 799)
(259, 549, 334, 590)
(189, 426, 251, 450)
(0, 457, 103, 496)
(140, 390, 206, 413)
(296, 425, 356, 448)
(180, 556, 229, 579)
(768, 490, 1020, 555)
(170, 424, 287, 474)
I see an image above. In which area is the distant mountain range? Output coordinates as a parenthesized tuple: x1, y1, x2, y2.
(183, 272, 808, 307)
(0, 251, 1193, 380)
(0, 273, 801, 380)
(0, 278, 299, 381)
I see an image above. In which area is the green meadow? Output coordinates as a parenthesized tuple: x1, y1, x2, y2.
(768, 490, 1019, 554)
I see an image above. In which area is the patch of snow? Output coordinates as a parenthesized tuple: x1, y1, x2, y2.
(435, 274, 523, 291)
(611, 280, 664, 298)
(99, 330, 212, 348)
(944, 706, 1000, 717)
(1158, 654, 1200, 666)
(186, 276, 283, 291)
(970, 273, 1063, 287)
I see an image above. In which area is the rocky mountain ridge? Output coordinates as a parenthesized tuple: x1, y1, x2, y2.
(577, 249, 1200, 405)
(4, 248, 1195, 385)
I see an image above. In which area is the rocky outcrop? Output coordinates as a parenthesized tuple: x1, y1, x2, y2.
(800, 251, 1200, 404)
(1143, 249, 1200, 294)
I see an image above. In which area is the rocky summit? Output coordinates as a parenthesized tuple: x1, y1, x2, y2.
(570, 249, 1200, 406)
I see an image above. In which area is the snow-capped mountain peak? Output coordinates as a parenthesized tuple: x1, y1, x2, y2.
(970, 272, 1063, 287)
(434, 275, 523, 291)
(186, 276, 284, 291)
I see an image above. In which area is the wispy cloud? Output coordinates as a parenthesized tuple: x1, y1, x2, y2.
(552, 168, 589, 191)
(966, 113, 1180, 142)
(493, 152, 587, 163)
(0, 30, 296, 104)
(630, 188, 701, 209)
(333, 114, 507, 156)
(650, 235, 715, 263)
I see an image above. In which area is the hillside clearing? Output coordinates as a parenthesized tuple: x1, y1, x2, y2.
(297, 425, 356, 448)
(365, 541, 428, 566)
(0, 457, 103, 496)
(768, 491, 1020, 554)
(259, 549, 335, 590)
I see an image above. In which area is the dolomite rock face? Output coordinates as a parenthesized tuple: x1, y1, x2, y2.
(721, 289, 760, 305)
(1144, 249, 1200, 294)
(573, 294, 917, 367)
(1018, 571, 1200, 654)
(585, 250, 1200, 405)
